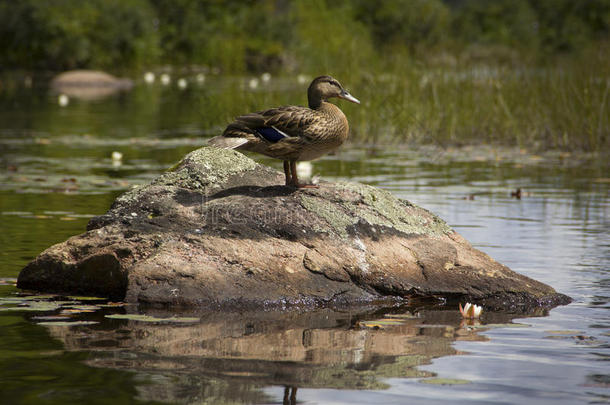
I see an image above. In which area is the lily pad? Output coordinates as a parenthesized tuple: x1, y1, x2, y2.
(1, 295, 57, 302)
(466, 323, 530, 329)
(375, 318, 405, 325)
(105, 314, 200, 323)
(384, 313, 418, 319)
(60, 309, 96, 315)
(0, 302, 63, 312)
(37, 321, 99, 327)
(546, 330, 582, 335)
(421, 378, 471, 385)
(25, 295, 59, 300)
(66, 296, 107, 301)
(0, 298, 27, 304)
(544, 335, 568, 340)
(99, 302, 126, 308)
(31, 315, 72, 321)
(359, 323, 383, 329)
(359, 319, 405, 329)
(0, 278, 17, 286)
(63, 305, 102, 311)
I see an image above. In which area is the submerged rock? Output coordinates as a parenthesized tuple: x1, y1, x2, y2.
(18, 147, 570, 310)
(51, 70, 133, 100)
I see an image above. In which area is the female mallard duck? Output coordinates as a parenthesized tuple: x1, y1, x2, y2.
(208, 75, 359, 187)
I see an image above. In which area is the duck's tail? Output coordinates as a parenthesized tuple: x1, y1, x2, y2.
(208, 135, 249, 149)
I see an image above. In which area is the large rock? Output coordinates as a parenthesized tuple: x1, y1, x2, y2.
(51, 70, 133, 100)
(51, 70, 133, 88)
(17, 147, 570, 310)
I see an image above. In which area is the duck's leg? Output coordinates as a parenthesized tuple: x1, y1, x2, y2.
(283, 160, 292, 186)
(290, 161, 298, 186)
(290, 160, 318, 188)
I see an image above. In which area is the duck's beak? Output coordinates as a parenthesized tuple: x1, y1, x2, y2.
(339, 90, 360, 104)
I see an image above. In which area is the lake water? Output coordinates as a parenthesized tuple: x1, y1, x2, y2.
(0, 75, 608, 404)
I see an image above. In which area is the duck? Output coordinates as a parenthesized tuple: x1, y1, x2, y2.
(208, 75, 360, 188)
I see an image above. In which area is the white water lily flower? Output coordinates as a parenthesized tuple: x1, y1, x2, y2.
(58, 94, 69, 107)
(297, 74, 309, 85)
(143, 72, 155, 84)
(459, 302, 483, 319)
(248, 78, 259, 89)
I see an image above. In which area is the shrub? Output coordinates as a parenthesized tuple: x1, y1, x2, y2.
(0, 0, 159, 71)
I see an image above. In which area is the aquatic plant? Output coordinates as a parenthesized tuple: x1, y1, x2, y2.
(459, 302, 483, 319)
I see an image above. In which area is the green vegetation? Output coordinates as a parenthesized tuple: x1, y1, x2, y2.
(0, 0, 160, 70)
(0, 0, 608, 151)
(351, 53, 609, 151)
(1, 0, 607, 72)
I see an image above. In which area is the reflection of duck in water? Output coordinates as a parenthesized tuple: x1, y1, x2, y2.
(209, 76, 360, 188)
(283, 386, 297, 405)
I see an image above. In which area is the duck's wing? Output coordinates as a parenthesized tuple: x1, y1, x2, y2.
(210, 106, 321, 159)
(235, 106, 321, 143)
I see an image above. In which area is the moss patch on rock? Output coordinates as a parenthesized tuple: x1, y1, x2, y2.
(299, 181, 453, 239)
(299, 194, 356, 238)
(115, 147, 260, 207)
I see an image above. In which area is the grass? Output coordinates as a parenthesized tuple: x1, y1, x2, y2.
(341, 51, 609, 152)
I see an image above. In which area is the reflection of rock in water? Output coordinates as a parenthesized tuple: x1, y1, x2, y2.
(41, 307, 511, 403)
(51, 70, 133, 101)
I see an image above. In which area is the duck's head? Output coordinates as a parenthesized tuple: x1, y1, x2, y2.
(307, 75, 360, 109)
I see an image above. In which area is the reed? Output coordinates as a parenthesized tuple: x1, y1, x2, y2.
(341, 49, 609, 152)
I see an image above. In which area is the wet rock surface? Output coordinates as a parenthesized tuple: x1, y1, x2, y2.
(17, 147, 571, 310)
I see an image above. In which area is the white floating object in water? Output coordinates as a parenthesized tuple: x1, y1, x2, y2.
(58, 94, 69, 107)
(196, 73, 205, 83)
(296, 161, 313, 180)
(177, 78, 187, 89)
(261, 72, 271, 83)
(111, 151, 123, 168)
(459, 302, 483, 319)
(144, 72, 155, 84)
(297, 74, 309, 85)
(160, 73, 171, 85)
(248, 78, 259, 89)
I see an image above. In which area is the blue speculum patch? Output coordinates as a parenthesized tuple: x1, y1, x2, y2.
(256, 126, 288, 142)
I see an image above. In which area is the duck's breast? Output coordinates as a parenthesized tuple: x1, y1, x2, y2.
(297, 104, 349, 161)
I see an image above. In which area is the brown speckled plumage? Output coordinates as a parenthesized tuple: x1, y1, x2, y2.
(209, 75, 359, 187)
